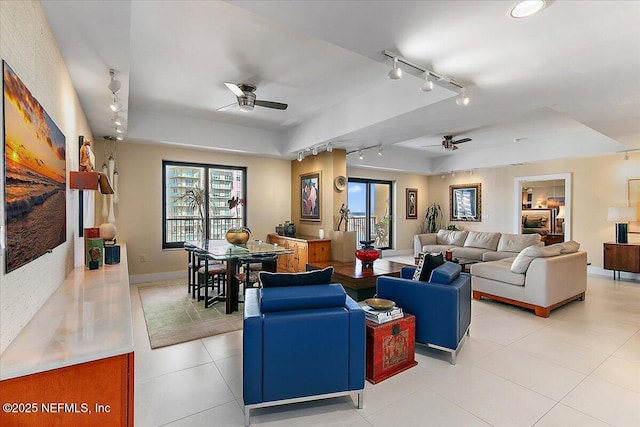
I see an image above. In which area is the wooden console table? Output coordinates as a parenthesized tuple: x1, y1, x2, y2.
(0, 245, 134, 426)
(604, 242, 640, 280)
(267, 234, 331, 272)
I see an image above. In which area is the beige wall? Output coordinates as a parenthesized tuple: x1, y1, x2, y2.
(94, 141, 291, 278)
(0, 1, 93, 353)
(347, 166, 430, 253)
(426, 153, 640, 269)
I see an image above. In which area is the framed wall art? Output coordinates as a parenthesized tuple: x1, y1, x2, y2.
(406, 188, 417, 219)
(3, 60, 67, 273)
(301, 171, 321, 221)
(450, 183, 482, 222)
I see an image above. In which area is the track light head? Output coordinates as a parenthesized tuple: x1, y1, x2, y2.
(115, 126, 124, 134)
(624, 152, 629, 160)
(113, 114, 124, 126)
(388, 57, 402, 80)
(326, 142, 333, 152)
(312, 147, 318, 155)
(108, 69, 121, 94)
(116, 134, 124, 141)
(377, 145, 383, 156)
(451, 171, 456, 177)
(441, 174, 446, 179)
(358, 150, 364, 160)
(297, 152, 304, 162)
(456, 88, 470, 106)
(421, 72, 434, 92)
(110, 94, 122, 112)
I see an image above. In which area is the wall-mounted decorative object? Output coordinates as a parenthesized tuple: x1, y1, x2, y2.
(406, 188, 418, 219)
(334, 175, 346, 192)
(450, 183, 482, 222)
(301, 171, 321, 221)
(3, 61, 66, 273)
(629, 178, 640, 234)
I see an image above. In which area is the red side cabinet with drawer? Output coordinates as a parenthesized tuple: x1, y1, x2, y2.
(365, 314, 417, 384)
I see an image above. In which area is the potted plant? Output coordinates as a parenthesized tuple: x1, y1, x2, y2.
(424, 203, 443, 233)
(226, 196, 251, 245)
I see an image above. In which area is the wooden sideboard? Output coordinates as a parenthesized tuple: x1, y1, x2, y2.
(0, 245, 134, 426)
(604, 242, 640, 280)
(267, 234, 331, 272)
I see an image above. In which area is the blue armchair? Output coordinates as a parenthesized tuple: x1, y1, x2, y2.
(243, 284, 365, 426)
(376, 262, 471, 364)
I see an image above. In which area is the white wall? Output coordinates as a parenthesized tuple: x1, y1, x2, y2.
(0, 1, 93, 354)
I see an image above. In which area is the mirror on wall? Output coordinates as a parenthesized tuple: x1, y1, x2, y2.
(514, 173, 572, 244)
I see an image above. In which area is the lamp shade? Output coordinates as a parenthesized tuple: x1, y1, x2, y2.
(557, 205, 565, 219)
(607, 207, 637, 222)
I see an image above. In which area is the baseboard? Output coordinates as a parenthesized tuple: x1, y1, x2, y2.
(129, 270, 184, 285)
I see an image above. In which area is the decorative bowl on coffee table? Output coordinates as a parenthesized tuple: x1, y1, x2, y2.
(355, 240, 379, 268)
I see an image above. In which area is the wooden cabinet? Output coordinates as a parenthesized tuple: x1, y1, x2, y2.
(267, 234, 331, 272)
(604, 242, 640, 278)
(366, 314, 417, 384)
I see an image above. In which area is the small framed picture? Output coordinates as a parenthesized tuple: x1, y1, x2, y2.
(406, 188, 418, 219)
(301, 171, 321, 221)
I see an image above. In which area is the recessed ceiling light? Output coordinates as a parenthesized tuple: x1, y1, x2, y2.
(509, 0, 546, 18)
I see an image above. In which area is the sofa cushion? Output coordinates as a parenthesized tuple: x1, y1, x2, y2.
(413, 252, 444, 281)
(422, 244, 456, 254)
(510, 245, 562, 274)
(497, 233, 541, 253)
(430, 262, 462, 285)
(260, 266, 333, 288)
(463, 231, 501, 250)
(260, 283, 345, 312)
(547, 240, 580, 254)
(436, 229, 468, 246)
(451, 247, 489, 261)
(471, 258, 525, 286)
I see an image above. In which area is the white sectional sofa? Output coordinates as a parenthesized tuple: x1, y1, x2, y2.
(413, 230, 542, 261)
(470, 243, 587, 317)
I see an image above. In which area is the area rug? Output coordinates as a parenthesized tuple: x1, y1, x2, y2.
(138, 280, 243, 349)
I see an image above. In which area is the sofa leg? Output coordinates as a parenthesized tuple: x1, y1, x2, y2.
(244, 408, 250, 427)
(357, 390, 364, 409)
(534, 306, 551, 318)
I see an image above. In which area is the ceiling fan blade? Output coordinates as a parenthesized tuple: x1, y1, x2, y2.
(224, 82, 245, 98)
(216, 102, 237, 112)
(255, 100, 288, 110)
(452, 138, 472, 144)
(421, 144, 443, 148)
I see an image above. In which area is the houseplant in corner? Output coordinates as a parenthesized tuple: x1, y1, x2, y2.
(424, 203, 443, 233)
(226, 196, 251, 245)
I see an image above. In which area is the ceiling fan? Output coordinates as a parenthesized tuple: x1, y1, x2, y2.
(223, 82, 288, 112)
(423, 135, 472, 151)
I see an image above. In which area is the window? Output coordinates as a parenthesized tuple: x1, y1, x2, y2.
(162, 160, 247, 248)
(347, 178, 393, 249)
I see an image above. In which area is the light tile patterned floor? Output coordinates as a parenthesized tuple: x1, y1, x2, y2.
(131, 258, 640, 426)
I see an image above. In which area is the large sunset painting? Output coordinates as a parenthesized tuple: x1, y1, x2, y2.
(3, 61, 66, 273)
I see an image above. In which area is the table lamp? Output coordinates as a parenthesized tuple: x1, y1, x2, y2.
(607, 207, 637, 244)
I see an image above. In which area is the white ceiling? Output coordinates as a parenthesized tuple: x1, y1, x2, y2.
(41, 0, 640, 174)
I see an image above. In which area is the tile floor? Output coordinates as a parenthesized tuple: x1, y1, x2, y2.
(131, 258, 640, 426)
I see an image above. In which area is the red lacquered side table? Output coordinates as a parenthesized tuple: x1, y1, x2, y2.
(365, 313, 417, 384)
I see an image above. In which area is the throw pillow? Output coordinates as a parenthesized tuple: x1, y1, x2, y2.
(259, 266, 334, 288)
(511, 245, 562, 274)
(412, 252, 444, 282)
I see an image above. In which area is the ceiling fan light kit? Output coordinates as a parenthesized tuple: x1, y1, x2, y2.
(224, 82, 288, 111)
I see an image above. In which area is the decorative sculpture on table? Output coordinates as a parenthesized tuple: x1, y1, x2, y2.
(355, 240, 379, 268)
(79, 139, 95, 172)
(226, 196, 251, 245)
(337, 203, 350, 231)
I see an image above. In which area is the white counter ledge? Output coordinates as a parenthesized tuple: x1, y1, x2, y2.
(0, 245, 133, 381)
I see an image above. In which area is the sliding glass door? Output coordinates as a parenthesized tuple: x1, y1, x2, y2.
(347, 178, 393, 249)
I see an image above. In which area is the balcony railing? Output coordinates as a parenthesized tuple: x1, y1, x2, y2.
(166, 217, 245, 242)
(347, 215, 389, 248)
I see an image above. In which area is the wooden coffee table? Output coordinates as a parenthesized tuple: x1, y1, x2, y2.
(307, 259, 406, 301)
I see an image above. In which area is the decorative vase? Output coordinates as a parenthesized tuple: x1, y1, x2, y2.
(226, 228, 251, 245)
(355, 240, 379, 268)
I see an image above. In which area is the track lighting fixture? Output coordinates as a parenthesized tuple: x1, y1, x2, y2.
(297, 152, 304, 162)
(420, 72, 433, 92)
(451, 171, 456, 177)
(113, 114, 124, 126)
(469, 170, 474, 176)
(377, 145, 383, 156)
(312, 147, 318, 155)
(108, 69, 121, 94)
(382, 50, 466, 93)
(624, 152, 629, 160)
(116, 134, 124, 141)
(358, 150, 364, 160)
(441, 174, 446, 179)
(115, 126, 124, 134)
(388, 57, 402, 80)
(456, 88, 470, 106)
(326, 142, 333, 152)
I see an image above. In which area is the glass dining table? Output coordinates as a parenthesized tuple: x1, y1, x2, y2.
(187, 239, 293, 313)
